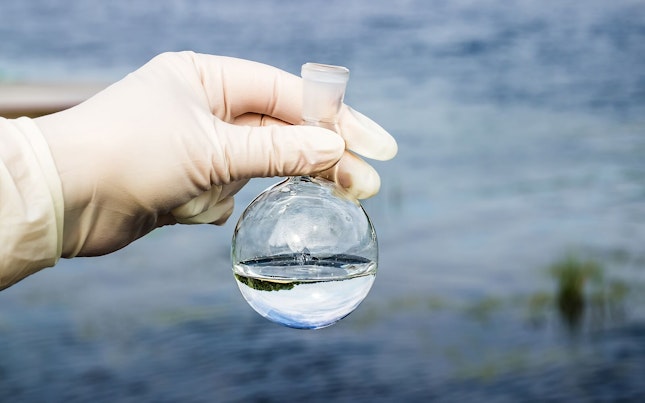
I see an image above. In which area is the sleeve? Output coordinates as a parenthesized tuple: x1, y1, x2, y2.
(0, 117, 64, 290)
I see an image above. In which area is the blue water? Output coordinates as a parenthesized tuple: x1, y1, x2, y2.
(2, 0, 645, 401)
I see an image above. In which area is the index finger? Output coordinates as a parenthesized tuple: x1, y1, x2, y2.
(337, 105, 398, 161)
(194, 53, 303, 124)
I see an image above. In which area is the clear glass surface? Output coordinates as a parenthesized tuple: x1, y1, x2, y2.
(231, 176, 378, 329)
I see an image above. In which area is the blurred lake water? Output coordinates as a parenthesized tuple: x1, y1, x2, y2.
(1, 0, 645, 401)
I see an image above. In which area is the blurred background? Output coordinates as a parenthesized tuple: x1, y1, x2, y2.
(1, 0, 645, 401)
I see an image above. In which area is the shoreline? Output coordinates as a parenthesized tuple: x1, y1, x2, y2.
(0, 82, 107, 118)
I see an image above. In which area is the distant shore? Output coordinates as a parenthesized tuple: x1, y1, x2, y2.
(0, 82, 107, 118)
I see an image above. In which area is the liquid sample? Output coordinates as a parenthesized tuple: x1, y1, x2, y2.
(233, 253, 376, 329)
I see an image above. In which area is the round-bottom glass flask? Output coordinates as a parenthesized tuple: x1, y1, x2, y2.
(231, 175, 378, 329)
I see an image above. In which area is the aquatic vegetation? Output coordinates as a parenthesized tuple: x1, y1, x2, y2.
(234, 274, 297, 292)
(547, 254, 630, 331)
(548, 254, 603, 330)
(464, 296, 504, 323)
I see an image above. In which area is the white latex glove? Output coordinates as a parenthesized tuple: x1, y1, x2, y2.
(35, 51, 397, 258)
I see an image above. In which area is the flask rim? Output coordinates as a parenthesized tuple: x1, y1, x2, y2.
(301, 62, 349, 83)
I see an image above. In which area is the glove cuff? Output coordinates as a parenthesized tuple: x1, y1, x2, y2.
(0, 117, 64, 289)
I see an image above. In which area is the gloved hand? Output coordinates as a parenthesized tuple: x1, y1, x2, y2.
(35, 51, 397, 258)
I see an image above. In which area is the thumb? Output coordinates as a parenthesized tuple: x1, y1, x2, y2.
(214, 119, 345, 181)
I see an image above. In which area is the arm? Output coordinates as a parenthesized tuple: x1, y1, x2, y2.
(0, 117, 63, 290)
